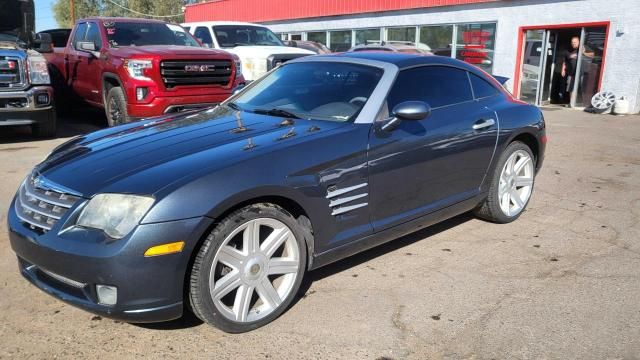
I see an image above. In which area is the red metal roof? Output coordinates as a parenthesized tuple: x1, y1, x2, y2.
(185, 0, 501, 23)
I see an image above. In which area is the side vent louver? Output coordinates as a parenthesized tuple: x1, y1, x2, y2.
(326, 183, 368, 216)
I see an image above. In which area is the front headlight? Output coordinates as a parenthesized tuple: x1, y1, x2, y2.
(77, 194, 154, 239)
(243, 57, 267, 80)
(124, 59, 153, 81)
(28, 55, 51, 85)
(234, 58, 242, 76)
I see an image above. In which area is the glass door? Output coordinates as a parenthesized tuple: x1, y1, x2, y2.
(519, 30, 547, 104)
(574, 26, 607, 107)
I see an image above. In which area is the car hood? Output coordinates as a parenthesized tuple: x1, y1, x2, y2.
(225, 45, 314, 58)
(108, 45, 231, 58)
(35, 107, 345, 197)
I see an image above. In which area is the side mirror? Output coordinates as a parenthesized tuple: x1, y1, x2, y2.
(381, 101, 431, 132)
(34, 33, 53, 53)
(77, 41, 96, 52)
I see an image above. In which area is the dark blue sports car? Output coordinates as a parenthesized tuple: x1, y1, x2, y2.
(8, 52, 545, 333)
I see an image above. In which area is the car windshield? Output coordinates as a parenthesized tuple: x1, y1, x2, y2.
(231, 62, 383, 122)
(105, 22, 200, 47)
(212, 25, 283, 48)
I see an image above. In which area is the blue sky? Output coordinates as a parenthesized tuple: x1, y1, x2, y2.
(35, 0, 58, 32)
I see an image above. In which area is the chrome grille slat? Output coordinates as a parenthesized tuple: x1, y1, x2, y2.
(19, 185, 63, 219)
(23, 179, 79, 208)
(14, 175, 81, 232)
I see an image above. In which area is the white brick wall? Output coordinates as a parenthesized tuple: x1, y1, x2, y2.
(266, 0, 640, 113)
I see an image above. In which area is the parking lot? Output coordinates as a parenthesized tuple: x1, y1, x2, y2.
(0, 108, 639, 359)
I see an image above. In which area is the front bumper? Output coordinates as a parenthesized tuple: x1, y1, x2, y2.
(0, 86, 55, 126)
(127, 92, 231, 118)
(8, 198, 213, 322)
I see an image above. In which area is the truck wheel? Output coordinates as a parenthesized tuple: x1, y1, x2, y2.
(32, 108, 57, 138)
(105, 87, 130, 127)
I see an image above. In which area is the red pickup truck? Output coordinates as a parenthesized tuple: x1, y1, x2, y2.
(45, 17, 244, 126)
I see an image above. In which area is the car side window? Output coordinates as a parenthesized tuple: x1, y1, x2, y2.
(469, 72, 499, 99)
(194, 26, 213, 46)
(386, 66, 473, 110)
(85, 22, 103, 50)
(72, 22, 88, 50)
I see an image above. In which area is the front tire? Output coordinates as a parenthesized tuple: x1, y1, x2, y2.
(105, 87, 130, 127)
(189, 203, 307, 333)
(32, 108, 57, 138)
(475, 141, 536, 223)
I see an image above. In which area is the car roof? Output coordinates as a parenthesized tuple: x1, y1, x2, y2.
(319, 52, 473, 70)
(181, 21, 262, 27)
(79, 17, 169, 24)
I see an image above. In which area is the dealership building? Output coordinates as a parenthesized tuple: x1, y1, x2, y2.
(185, 0, 640, 113)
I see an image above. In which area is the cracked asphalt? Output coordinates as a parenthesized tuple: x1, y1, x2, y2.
(0, 108, 639, 359)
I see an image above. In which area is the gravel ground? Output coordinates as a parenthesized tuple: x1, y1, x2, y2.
(0, 108, 639, 359)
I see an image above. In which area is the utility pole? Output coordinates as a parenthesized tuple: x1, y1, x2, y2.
(70, 0, 75, 24)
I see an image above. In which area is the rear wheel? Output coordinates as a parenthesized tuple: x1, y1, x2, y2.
(475, 141, 535, 223)
(189, 203, 307, 333)
(105, 87, 130, 127)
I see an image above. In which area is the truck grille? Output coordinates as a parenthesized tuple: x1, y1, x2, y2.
(160, 60, 232, 88)
(0, 56, 24, 89)
(14, 176, 81, 232)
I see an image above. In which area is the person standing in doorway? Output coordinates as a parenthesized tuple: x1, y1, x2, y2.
(561, 36, 580, 105)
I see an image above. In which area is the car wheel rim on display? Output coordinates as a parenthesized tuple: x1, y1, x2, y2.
(499, 150, 534, 217)
(591, 91, 616, 110)
(209, 218, 300, 323)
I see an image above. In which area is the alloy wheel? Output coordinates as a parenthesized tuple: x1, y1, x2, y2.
(498, 150, 534, 217)
(209, 218, 300, 323)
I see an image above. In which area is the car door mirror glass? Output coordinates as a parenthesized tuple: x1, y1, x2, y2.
(77, 41, 96, 52)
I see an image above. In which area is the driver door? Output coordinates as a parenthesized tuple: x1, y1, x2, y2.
(367, 66, 498, 231)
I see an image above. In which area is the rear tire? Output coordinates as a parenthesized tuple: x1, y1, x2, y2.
(474, 141, 536, 223)
(189, 203, 307, 333)
(105, 87, 130, 127)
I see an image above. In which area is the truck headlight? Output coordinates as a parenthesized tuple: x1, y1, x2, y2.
(27, 55, 51, 85)
(124, 59, 153, 81)
(243, 57, 267, 80)
(234, 58, 242, 76)
(77, 194, 154, 239)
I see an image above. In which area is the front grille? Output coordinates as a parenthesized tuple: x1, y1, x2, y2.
(0, 56, 24, 89)
(14, 176, 81, 232)
(266, 54, 310, 71)
(160, 60, 232, 88)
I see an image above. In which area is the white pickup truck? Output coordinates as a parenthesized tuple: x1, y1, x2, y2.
(182, 21, 314, 82)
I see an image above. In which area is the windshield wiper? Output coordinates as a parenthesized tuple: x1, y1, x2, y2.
(251, 108, 301, 119)
(225, 101, 242, 111)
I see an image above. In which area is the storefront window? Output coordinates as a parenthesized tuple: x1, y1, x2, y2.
(419, 25, 453, 56)
(387, 27, 416, 43)
(307, 31, 327, 45)
(330, 30, 352, 52)
(455, 23, 496, 73)
(355, 28, 381, 46)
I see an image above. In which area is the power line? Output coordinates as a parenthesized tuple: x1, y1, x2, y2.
(104, 0, 184, 18)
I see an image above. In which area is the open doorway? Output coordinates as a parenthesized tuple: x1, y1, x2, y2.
(516, 23, 609, 108)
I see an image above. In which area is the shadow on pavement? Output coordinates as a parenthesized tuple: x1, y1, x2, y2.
(135, 212, 475, 331)
(0, 107, 106, 145)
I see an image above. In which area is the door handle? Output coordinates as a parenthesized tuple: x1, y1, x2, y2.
(472, 118, 495, 130)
